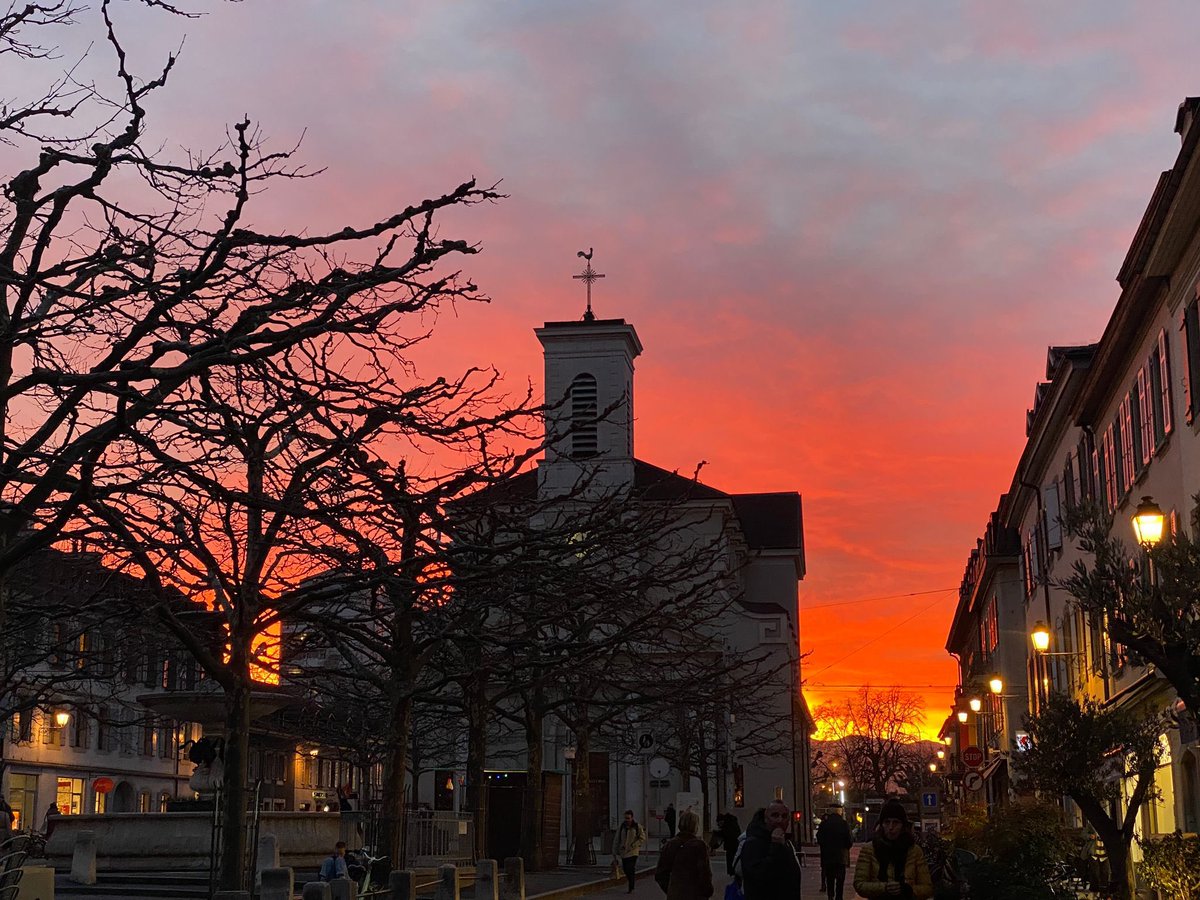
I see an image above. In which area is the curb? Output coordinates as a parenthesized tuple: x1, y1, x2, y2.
(529, 865, 657, 900)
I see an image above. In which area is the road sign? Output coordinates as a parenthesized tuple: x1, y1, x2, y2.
(648, 757, 670, 778)
(635, 731, 657, 752)
(921, 792, 938, 808)
(963, 771, 984, 792)
(92, 777, 114, 794)
(961, 745, 984, 768)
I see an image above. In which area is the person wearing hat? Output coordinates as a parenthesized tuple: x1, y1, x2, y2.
(852, 799, 933, 899)
(815, 801, 852, 900)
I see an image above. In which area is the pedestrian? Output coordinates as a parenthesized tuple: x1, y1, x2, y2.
(665, 802, 677, 838)
(319, 840, 349, 881)
(816, 802, 852, 900)
(737, 800, 802, 900)
(0, 795, 13, 834)
(716, 812, 741, 877)
(613, 809, 647, 894)
(852, 799, 933, 899)
(655, 810, 713, 900)
(42, 803, 59, 838)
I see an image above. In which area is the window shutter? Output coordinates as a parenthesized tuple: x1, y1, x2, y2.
(1157, 328, 1173, 435)
(1136, 367, 1153, 466)
(1185, 299, 1200, 424)
(1044, 481, 1062, 550)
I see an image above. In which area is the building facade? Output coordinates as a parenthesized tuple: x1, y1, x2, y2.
(943, 95, 1200, 854)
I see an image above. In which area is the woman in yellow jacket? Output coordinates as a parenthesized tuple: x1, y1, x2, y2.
(853, 800, 933, 899)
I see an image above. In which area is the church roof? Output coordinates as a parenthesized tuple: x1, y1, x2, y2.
(468, 460, 803, 559)
(730, 492, 804, 552)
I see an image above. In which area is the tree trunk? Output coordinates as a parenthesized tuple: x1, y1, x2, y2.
(1103, 835, 1134, 900)
(571, 728, 592, 865)
(520, 699, 545, 871)
(379, 690, 412, 869)
(465, 669, 490, 861)
(218, 677, 252, 892)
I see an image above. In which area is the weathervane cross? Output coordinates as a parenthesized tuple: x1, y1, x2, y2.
(573, 248, 605, 321)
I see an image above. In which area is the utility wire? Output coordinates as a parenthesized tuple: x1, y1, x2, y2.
(811, 594, 949, 674)
(800, 587, 957, 610)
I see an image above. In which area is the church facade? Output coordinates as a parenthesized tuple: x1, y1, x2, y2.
(475, 306, 812, 850)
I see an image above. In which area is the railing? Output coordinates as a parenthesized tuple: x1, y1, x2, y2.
(405, 812, 474, 868)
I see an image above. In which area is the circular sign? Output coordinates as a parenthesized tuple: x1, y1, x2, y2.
(648, 757, 670, 778)
(92, 777, 114, 794)
(963, 771, 984, 792)
(636, 732, 656, 752)
(961, 745, 984, 769)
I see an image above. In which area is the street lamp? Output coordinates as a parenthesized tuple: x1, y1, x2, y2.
(54, 710, 71, 728)
(988, 676, 1004, 695)
(936, 749, 945, 760)
(968, 697, 982, 713)
(928, 762, 937, 773)
(1131, 496, 1165, 549)
(1031, 621, 1051, 653)
(956, 710, 968, 723)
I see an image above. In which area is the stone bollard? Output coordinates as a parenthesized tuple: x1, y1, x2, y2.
(501, 857, 525, 900)
(476, 858, 499, 900)
(302, 882, 333, 900)
(330, 875, 358, 900)
(68, 830, 97, 885)
(256, 833, 280, 885)
(212, 892, 251, 900)
(389, 869, 416, 900)
(260, 866, 295, 900)
(434, 864, 461, 900)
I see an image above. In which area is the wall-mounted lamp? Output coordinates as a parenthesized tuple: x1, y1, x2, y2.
(988, 677, 1004, 695)
(309, 747, 319, 757)
(968, 697, 982, 713)
(956, 711, 968, 723)
(54, 710, 71, 728)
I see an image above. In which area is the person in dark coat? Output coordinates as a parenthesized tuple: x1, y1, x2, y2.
(738, 800, 802, 900)
(665, 803, 677, 838)
(655, 810, 714, 900)
(815, 802, 853, 900)
(716, 813, 741, 877)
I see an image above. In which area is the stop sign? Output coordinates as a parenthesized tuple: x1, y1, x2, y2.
(961, 746, 984, 769)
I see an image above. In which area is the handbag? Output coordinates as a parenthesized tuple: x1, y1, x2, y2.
(610, 858, 621, 879)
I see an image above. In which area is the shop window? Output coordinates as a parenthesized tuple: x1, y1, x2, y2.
(56, 777, 83, 815)
(9, 773, 37, 830)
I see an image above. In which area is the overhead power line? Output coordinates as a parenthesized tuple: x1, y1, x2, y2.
(811, 594, 949, 674)
(800, 587, 957, 610)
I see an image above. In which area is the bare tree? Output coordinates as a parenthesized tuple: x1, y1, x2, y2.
(813, 686, 924, 797)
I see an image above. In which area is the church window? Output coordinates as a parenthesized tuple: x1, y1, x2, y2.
(569, 373, 598, 459)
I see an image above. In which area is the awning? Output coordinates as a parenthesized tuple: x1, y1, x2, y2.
(980, 756, 1007, 782)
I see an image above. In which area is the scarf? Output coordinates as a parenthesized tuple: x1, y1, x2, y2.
(872, 835, 913, 882)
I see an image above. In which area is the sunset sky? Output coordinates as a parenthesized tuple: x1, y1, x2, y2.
(26, 1, 1200, 737)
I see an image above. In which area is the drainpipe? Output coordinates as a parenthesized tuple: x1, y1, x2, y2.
(1018, 480, 1055, 706)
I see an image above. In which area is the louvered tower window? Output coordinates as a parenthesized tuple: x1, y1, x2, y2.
(569, 373, 598, 458)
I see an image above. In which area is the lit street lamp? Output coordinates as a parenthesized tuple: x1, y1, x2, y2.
(54, 710, 71, 728)
(1131, 496, 1165, 549)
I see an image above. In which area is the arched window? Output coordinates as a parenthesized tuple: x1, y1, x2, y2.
(569, 373, 598, 459)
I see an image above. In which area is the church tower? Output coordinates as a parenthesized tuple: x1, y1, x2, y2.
(535, 255, 641, 497)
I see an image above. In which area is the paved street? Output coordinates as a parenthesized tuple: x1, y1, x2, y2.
(580, 845, 865, 900)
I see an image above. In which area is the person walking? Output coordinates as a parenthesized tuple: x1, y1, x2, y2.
(665, 803, 677, 838)
(853, 800, 933, 899)
(816, 802, 852, 900)
(737, 800, 802, 900)
(613, 809, 647, 894)
(655, 810, 713, 900)
(42, 803, 59, 838)
(714, 812, 741, 877)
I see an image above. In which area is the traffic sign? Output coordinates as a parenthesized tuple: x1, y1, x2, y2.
(961, 745, 984, 769)
(963, 771, 984, 792)
(635, 731, 657, 753)
(92, 777, 114, 794)
(920, 792, 938, 808)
